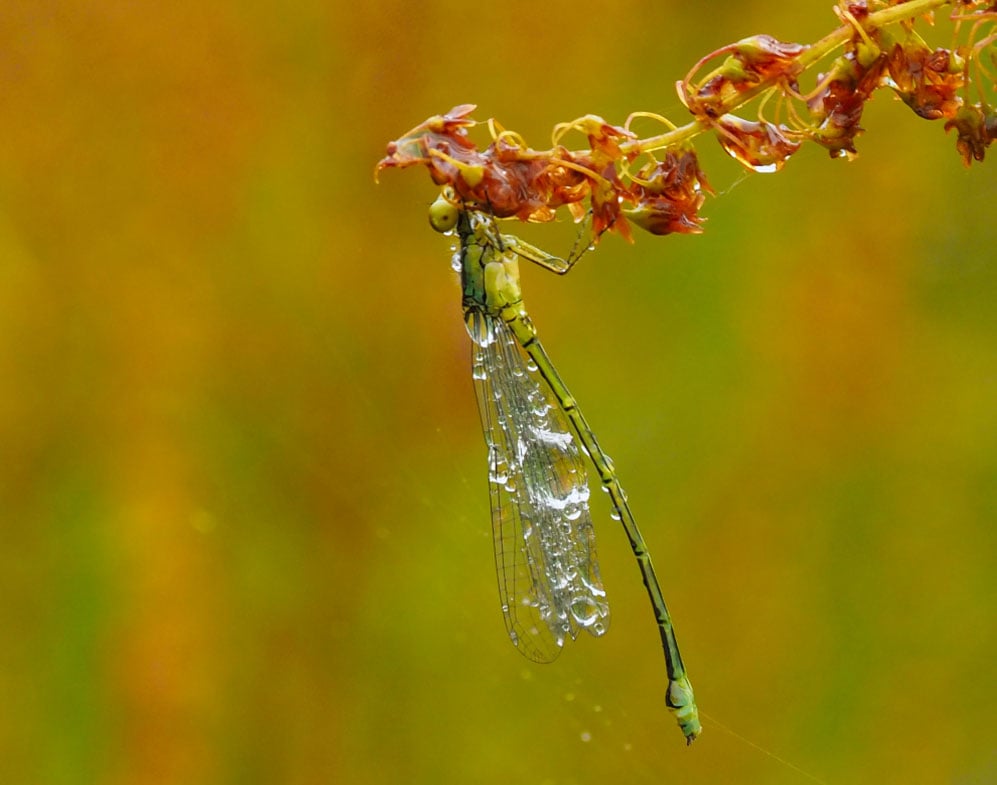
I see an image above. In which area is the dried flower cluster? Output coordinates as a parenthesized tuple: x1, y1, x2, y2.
(378, 106, 711, 241)
(377, 0, 995, 242)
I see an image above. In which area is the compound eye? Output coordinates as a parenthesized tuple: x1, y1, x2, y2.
(428, 193, 459, 234)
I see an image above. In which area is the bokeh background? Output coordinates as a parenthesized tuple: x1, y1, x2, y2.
(1, 1, 994, 783)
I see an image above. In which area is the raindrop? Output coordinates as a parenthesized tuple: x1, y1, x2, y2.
(570, 596, 601, 626)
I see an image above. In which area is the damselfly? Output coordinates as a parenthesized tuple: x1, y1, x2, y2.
(430, 190, 700, 743)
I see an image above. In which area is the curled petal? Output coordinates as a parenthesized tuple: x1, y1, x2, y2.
(714, 115, 801, 172)
(944, 103, 997, 165)
(886, 43, 964, 120)
(624, 149, 713, 235)
(554, 115, 636, 159)
(806, 47, 887, 158)
(377, 104, 479, 178)
(583, 160, 631, 240)
(730, 35, 809, 81)
(682, 35, 808, 118)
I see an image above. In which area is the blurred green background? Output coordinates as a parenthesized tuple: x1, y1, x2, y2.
(1, 1, 994, 783)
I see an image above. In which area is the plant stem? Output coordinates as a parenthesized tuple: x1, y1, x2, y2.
(616, 0, 954, 157)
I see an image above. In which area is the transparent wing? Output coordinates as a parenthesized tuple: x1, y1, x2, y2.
(467, 310, 610, 663)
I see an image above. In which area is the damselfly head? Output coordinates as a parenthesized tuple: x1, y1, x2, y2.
(429, 188, 459, 234)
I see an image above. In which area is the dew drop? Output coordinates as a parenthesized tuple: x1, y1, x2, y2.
(570, 596, 601, 627)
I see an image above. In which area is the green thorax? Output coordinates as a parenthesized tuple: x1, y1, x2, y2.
(458, 211, 523, 317)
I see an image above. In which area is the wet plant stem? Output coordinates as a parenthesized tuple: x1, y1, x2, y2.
(618, 0, 954, 157)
